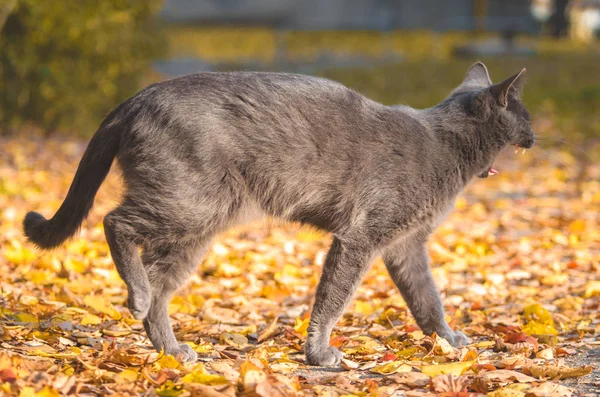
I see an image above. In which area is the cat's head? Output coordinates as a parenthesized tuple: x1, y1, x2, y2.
(451, 62, 535, 178)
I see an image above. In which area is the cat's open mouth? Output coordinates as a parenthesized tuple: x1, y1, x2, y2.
(479, 144, 528, 178)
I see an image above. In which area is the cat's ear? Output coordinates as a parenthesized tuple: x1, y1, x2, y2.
(463, 62, 492, 87)
(489, 68, 527, 107)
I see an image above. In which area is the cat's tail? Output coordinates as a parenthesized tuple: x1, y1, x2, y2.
(23, 115, 123, 249)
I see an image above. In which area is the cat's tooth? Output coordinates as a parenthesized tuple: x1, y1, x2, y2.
(515, 147, 519, 154)
(522, 148, 527, 155)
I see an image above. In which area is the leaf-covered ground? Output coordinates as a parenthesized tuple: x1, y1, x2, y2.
(0, 136, 598, 396)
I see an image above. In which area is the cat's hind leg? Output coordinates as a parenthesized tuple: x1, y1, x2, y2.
(141, 240, 211, 362)
(104, 210, 151, 319)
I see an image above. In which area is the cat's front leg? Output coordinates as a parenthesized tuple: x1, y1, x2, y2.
(305, 237, 375, 366)
(383, 241, 468, 348)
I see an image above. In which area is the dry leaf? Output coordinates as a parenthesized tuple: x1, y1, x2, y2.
(391, 372, 431, 388)
(529, 364, 592, 379)
(480, 370, 537, 386)
(430, 374, 470, 393)
(340, 358, 359, 370)
(524, 382, 573, 397)
(421, 361, 474, 377)
(370, 361, 413, 374)
(1, 136, 597, 396)
(257, 317, 279, 342)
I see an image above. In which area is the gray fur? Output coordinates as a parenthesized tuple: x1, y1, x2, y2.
(23, 62, 534, 365)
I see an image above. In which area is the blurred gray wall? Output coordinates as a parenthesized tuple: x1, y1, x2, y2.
(160, 0, 536, 32)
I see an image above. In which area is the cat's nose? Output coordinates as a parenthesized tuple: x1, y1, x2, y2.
(521, 132, 535, 148)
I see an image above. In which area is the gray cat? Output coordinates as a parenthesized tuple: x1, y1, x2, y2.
(23, 62, 534, 366)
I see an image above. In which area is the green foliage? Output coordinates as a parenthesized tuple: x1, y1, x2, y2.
(0, 0, 164, 135)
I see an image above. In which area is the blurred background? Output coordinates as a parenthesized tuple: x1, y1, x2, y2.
(0, 0, 599, 174)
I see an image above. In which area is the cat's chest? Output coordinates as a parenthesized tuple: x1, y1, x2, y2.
(401, 197, 456, 235)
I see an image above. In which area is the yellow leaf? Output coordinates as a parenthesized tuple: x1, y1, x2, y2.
(421, 361, 474, 377)
(370, 361, 412, 374)
(354, 300, 374, 315)
(29, 270, 55, 285)
(397, 347, 420, 358)
(296, 229, 326, 242)
(240, 359, 266, 390)
(293, 317, 310, 337)
(522, 321, 558, 336)
(522, 304, 558, 336)
(111, 350, 147, 366)
(80, 313, 102, 325)
(188, 295, 205, 308)
(64, 258, 87, 273)
(30, 348, 81, 359)
(188, 341, 214, 354)
(157, 354, 182, 369)
(14, 313, 38, 323)
(156, 381, 184, 397)
(83, 295, 121, 320)
(34, 386, 59, 397)
(584, 281, 600, 298)
(168, 296, 195, 315)
(181, 371, 229, 385)
(18, 387, 36, 397)
(568, 219, 586, 234)
(115, 369, 139, 383)
(379, 307, 399, 322)
(4, 242, 36, 265)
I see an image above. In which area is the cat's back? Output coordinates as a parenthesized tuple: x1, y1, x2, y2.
(142, 71, 364, 108)
(121, 71, 377, 152)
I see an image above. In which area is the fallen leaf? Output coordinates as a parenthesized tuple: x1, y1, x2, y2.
(421, 361, 474, 377)
(156, 380, 185, 396)
(219, 332, 249, 350)
(391, 372, 431, 388)
(528, 364, 592, 379)
(522, 304, 558, 336)
(370, 361, 413, 374)
(83, 295, 121, 320)
(0, 368, 16, 383)
(431, 373, 470, 393)
(524, 382, 573, 397)
(257, 317, 279, 343)
(480, 370, 537, 386)
(340, 358, 359, 370)
(293, 317, 310, 337)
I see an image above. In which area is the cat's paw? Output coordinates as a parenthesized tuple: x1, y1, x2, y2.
(127, 290, 151, 320)
(306, 346, 343, 367)
(167, 344, 198, 363)
(446, 330, 468, 348)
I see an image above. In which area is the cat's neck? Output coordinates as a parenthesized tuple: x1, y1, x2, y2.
(419, 106, 503, 183)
